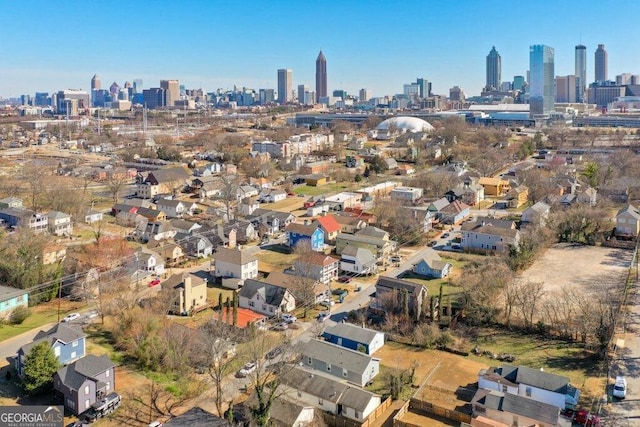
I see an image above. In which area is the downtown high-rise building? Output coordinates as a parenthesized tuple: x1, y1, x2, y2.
(595, 44, 608, 82)
(486, 46, 501, 91)
(359, 88, 372, 102)
(529, 44, 555, 118)
(160, 80, 179, 107)
(91, 74, 101, 107)
(277, 69, 292, 104)
(416, 78, 431, 98)
(575, 45, 586, 102)
(315, 50, 327, 102)
(555, 75, 576, 103)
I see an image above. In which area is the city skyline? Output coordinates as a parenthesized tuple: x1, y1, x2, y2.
(1, 0, 640, 99)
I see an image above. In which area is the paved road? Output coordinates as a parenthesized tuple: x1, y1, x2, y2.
(604, 278, 640, 426)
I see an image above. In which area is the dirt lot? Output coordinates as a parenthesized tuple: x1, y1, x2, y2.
(519, 243, 633, 295)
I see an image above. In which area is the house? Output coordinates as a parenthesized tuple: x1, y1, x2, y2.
(0, 208, 48, 233)
(135, 249, 165, 276)
(321, 323, 385, 355)
(313, 215, 342, 243)
(136, 166, 191, 199)
(258, 188, 287, 203)
(461, 217, 520, 253)
(300, 339, 380, 387)
(238, 197, 260, 216)
(577, 186, 597, 206)
(401, 206, 435, 233)
(616, 204, 640, 236)
(164, 406, 230, 427)
(471, 389, 569, 427)
(293, 252, 339, 285)
(479, 177, 510, 197)
(280, 366, 382, 423)
(390, 186, 423, 203)
(162, 273, 208, 315)
(136, 207, 166, 222)
(427, 197, 451, 214)
(17, 323, 85, 375)
(263, 271, 329, 304)
(157, 242, 185, 266)
(334, 215, 367, 234)
(478, 365, 580, 410)
(181, 234, 214, 258)
(356, 226, 389, 240)
(375, 276, 427, 321)
(336, 232, 396, 261)
(235, 394, 315, 427)
(156, 199, 198, 218)
(305, 174, 327, 187)
(213, 247, 258, 280)
(237, 185, 259, 201)
(438, 200, 471, 224)
(285, 223, 325, 252)
(246, 209, 295, 235)
(412, 249, 452, 279)
(42, 243, 67, 265)
(0, 196, 23, 209)
(228, 220, 258, 243)
(83, 209, 103, 224)
(339, 246, 377, 276)
(522, 202, 550, 227)
(170, 219, 202, 235)
(54, 354, 116, 416)
(137, 219, 176, 242)
(238, 279, 296, 317)
(504, 185, 529, 208)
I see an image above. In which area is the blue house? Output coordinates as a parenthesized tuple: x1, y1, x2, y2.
(285, 223, 325, 252)
(0, 285, 28, 320)
(412, 249, 452, 279)
(322, 323, 385, 355)
(16, 323, 86, 375)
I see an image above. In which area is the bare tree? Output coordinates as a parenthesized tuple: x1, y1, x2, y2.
(106, 172, 129, 202)
(513, 281, 545, 330)
(218, 174, 240, 223)
(289, 241, 322, 319)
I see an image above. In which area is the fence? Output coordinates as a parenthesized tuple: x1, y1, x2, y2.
(409, 398, 472, 424)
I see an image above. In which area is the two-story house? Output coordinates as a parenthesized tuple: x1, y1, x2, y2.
(300, 339, 380, 387)
(47, 211, 73, 236)
(258, 188, 287, 203)
(616, 204, 640, 237)
(375, 276, 427, 321)
(285, 223, 325, 252)
(263, 271, 329, 304)
(180, 234, 214, 258)
(336, 229, 396, 261)
(461, 217, 520, 253)
(292, 253, 339, 285)
(471, 389, 568, 427)
(136, 166, 191, 199)
(213, 247, 258, 280)
(313, 215, 342, 243)
(157, 242, 185, 266)
(438, 200, 471, 225)
(162, 273, 208, 315)
(321, 323, 385, 355)
(522, 201, 551, 227)
(135, 249, 165, 276)
(238, 198, 260, 216)
(17, 323, 85, 376)
(0, 285, 28, 320)
(238, 279, 295, 317)
(0, 208, 48, 233)
(339, 246, 377, 276)
(54, 354, 116, 416)
(156, 199, 198, 219)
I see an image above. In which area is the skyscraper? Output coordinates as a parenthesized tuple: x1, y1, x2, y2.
(160, 79, 179, 107)
(555, 75, 576, 103)
(486, 46, 501, 91)
(277, 69, 292, 104)
(529, 44, 555, 118)
(595, 44, 608, 82)
(575, 45, 586, 102)
(133, 79, 143, 94)
(315, 50, 327, 102)
(416, 78, 431, 98)
(91, 74, 101, 91)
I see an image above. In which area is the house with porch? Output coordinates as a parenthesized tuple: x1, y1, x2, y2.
(181, 234, 214, 258)
(47, 211, 73, 236)
(54, 354, 116, 416)
(0, 208, 48, 233)
(17, 323, 86, 375)
(238, 279, 295, 317)
(156, 199, 198, 218)
(438, 200, 470, 224)
(136, 166, 191, 199)
(292, 253, 339, 285)
(156, 242, 185, 266)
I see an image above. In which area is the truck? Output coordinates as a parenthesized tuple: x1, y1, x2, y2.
(83, 392, 122, 423)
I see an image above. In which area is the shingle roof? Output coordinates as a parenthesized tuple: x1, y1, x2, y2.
(164, 407, 229, 427)
(285, 223, 318, 236)
(473, 389, 559, 425)
(617, 204, 640, 220)
(439, 200, 469, 214)
(376, 276, 425, 295)
(56, 354, 114, 391)
(296, 252, 338, 267)
(0, 285, 27, 303)
(356, 226, 388, 239)
(238, 279, 288, 306)
(20, 323, 85, 355)
(147, 166, 191, 184)
(428, 197, 450, 212)
(303, 339, 377, 376)
(416, 249, 450, 271)
(214, 247, 257, 265)
(341, 246, 376, 266)
(499, 365, 569, 394)
(322, 323, 383, 346)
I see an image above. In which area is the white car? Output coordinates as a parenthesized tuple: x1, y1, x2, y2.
(62, 313, 81, 323)
(319, 299, 335, 308)
(613, 376, 627, 399)
(236, 362, 257, 378)
(282, 314, 297, 323)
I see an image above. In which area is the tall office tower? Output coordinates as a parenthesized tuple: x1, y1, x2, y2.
(109, 82, 120, 100)
(315, 50, 327, 102)
(449, 86, 465, 101)
(160, 79, 179, 107)
(575, 45, 587, 102)
(91, 74, 101, 91)
(595, 44, 608, 82)
(277, 69, 292, 104)
(555, 75, 577, 103)
(359, 88, 372, 102)
(133, 79, 143, 94)
(529, 45, 555, 118)
(486, 46, 502, 90)
(403, 83, 420, 97)
(513, 76, 526, 91)
(297, 84, 309, 104)
(416, 78, 430, 98)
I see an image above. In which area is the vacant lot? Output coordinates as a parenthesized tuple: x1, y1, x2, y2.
(519, 243, 632, 295)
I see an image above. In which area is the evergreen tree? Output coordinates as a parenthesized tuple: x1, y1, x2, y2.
(23, 342, 60, 395)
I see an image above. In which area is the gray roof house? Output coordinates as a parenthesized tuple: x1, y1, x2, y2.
(375, 276, 427, 321)
(412, 249, 452, 279)
(16, 323, 86, 376)
(237, 279, 295, 317)
(0, 197, 23, 209)
(471, 389, 567, 427)
(0, 285, 28, 321)
(280, 365, 382, 423)
(164, 407, 230, 427)
(54, 354, 116, 415)
(521, 201, 550, 227)
(300, 339, 380, 387)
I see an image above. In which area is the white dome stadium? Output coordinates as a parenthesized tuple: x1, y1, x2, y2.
(376, 116, 434, 133)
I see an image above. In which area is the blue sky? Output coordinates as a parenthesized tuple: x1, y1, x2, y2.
(1, 0, 639, 99)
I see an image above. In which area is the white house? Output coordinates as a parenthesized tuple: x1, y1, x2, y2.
(616, 204, 640, 237)
(237, 279, 295, 317)
(83, 209, 103, 224)
(293, 253, 339, 286)
(390, 186, 423, 203)
(239, 198, 260, 216)
(47, 211, 73, 236)
(339, 246, 377, 275)
(461, 217, 520, 253)
(135, 249, 165, 276)
(213, 247, 258, 280)
(478, 365, 580, 410)
(156, 199, 198, 218)
(280, 366, 382, 423)
(521, 201, 551, 227)
(258, 188, 287, 203)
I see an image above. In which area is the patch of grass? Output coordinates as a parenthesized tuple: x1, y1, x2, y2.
(256, 248, 296, 270)
(0, 301, 88, 342)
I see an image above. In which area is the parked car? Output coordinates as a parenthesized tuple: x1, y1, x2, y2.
(613, 376, 627, 399)
(282, 314, 297, 323)
(319, 299, 335, 308)
(442, 233, 450, 238)
(574, 409, 601, 427)
(62, 313, 81, 323)
(271, 322, 289, 331)
(452, 244, 462, 250)
(427, 240, 437, 247)
(266, 346, 283, 360)
(236, 362, 257, 378)
(337, 275, 352, 283)
(148, 279, 161, 287)
(390, 255, 401, 263)
(317, 312, 330, 322)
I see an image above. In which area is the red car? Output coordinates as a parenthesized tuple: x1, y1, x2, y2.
(574, 409, 601, 427)
(148, 279, 161, 287)
(337, 276, 352, 283)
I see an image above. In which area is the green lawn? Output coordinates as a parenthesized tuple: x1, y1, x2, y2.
(0, 303, 86, 342)
(293, 182, 356, 197)
(256, 247, 296, 271)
